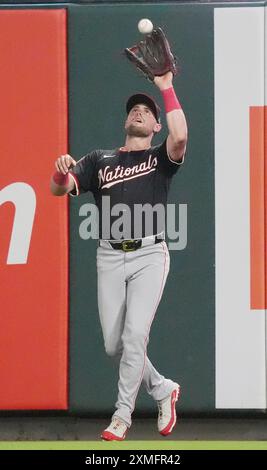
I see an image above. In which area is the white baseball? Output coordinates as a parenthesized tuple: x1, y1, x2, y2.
(138, 18, 153, 35)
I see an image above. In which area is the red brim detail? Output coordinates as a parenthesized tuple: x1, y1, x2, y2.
(101, 430, 127, 441)
(159, 387, 181, 436)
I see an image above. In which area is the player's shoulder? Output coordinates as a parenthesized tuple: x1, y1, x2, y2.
(75, 149, 114, 165)
(80, 148, 119, 161)
(97, 149, 119, 159)
(150, 139, 167, 154)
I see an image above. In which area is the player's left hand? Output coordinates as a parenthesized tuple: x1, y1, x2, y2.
(154, 71, 173, 91)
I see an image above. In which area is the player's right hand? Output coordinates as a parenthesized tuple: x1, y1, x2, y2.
(55, 154, 77, 175)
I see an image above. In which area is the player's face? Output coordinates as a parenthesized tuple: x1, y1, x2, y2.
(125, 104, 161, 137)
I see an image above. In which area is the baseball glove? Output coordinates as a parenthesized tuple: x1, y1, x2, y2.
(124, 28, 178, 82)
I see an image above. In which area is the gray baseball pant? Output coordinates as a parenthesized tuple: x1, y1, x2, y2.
(97, 240, 175, 427)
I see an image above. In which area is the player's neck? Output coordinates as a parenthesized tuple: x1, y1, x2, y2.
(123, 135, 152, 152)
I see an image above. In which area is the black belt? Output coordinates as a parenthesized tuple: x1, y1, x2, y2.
(102, 236, 164, 252)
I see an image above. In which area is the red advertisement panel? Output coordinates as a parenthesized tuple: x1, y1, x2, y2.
(0, 9, 68, 408)
(250, 106, 267, 310)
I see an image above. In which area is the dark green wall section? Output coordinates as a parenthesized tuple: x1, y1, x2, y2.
(68, 2, 215, 415)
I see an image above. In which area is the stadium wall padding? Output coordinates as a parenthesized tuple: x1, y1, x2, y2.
(0, 8, 68, 409)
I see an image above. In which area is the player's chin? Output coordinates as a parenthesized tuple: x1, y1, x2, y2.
(126, 124, 150, 138)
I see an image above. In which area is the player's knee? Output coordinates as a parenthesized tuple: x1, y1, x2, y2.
(122, 330, 148, 350)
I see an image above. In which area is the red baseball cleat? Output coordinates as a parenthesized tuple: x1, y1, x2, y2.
(157, 384, 181, 436)
(101, 417, 128, 441)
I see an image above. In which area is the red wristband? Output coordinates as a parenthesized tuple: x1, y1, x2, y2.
(161, 87, 182, 113)
(52, 171, 70, 186)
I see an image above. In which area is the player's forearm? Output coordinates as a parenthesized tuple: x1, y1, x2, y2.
(160, 83, 187, 160)
(154, 73, 187, 158)
(50, 172, 74, 196)
(165, 106, 187, 147)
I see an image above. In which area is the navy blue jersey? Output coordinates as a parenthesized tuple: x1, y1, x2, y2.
(70, 139, 183, 239)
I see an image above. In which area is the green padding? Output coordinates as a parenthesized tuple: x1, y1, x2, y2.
(68, 3, 214, 414)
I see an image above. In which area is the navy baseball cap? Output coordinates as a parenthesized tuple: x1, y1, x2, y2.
(126, 93, 161, 123)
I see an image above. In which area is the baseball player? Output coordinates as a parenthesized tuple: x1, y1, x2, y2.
(51, 70, 187, 440)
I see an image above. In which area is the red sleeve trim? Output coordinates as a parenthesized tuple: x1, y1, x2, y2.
(68, 172, 80, 196)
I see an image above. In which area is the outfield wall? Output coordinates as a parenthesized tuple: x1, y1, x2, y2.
(0, 1, 266, 415)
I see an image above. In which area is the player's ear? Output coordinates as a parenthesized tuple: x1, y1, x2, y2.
(153, 122, 162, 134)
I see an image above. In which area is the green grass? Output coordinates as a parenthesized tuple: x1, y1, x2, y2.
(1, 441, 267, 450)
